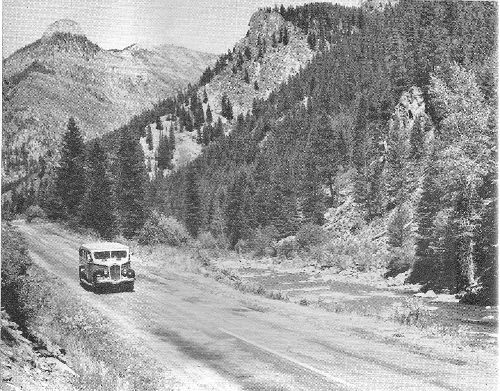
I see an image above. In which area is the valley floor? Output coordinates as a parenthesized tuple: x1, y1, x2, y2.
(5, 220, 499, 390)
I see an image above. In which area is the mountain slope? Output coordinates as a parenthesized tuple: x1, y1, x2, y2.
(133, 8, 322, 176)
(2, 20, 217, 184)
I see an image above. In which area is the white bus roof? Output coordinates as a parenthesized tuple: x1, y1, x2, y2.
(80, 242, 129, 252)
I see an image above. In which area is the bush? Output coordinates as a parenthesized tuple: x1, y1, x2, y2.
(1, 225, 33, 324)
(276, 236, 300, 259)
(384, 246, 414, 278)
(25, 205, 46, 223)
(296, 223, 326, 250)
(247, 225, 280, 257)
(390, 297, 428, 326)
(138, 211, 190, 246)
(197, 231, 219, 249)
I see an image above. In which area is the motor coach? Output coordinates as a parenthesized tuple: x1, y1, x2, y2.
(79, 242, 135, 292)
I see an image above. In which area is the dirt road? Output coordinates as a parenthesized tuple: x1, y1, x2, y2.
(15, 221, 496, 390)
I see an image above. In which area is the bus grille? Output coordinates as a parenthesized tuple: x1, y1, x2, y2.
(110, 265, 121, 281)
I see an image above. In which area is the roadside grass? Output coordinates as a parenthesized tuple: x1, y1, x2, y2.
(1, 224, 164, 391)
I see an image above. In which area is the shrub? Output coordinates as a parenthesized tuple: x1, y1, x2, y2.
(25, 205, 46, 223)
(248, 225, 280, 257)
(276, 236, 300, 259)
(1, 225, 33, 325)
(296, 223, 326, 250)
(390, 298, 429, 326)
(138, 211, 190, 246)
(384, 246, 414, 278)
(197, 231, 219, 250)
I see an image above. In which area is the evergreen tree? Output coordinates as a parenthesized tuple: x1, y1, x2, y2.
(157, 134, 172, 171)
(203, 124, 213, 145)
(82, 141, 115, 239)
(40, 172, 65, 220)
(244, 46, 252, 60)
(169, 123, 176, 150)
(221, 94, 234, 121)
(206, 103, 213, 124)
(56, 117, 86, 217)
(213, 118, 224, 139)
(254, 80, 259, 90)
(225, 171, 248, 247)
(116, 129, 148, 239)
(244, 69, 250, 84)
(156, 116, 163, 133)
(409, 115, 425, 160)
(283, 27, 289, 45)
(301, 144, 325, 225)
(185, 164, 201, 237)
(193, 99, 205, 129)
(203, 88, 208, 103)
(408, 154, 442, 285)
(146, 126, 153, 151)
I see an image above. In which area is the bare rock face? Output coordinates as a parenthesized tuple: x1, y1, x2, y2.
(205, 9, 314, 120)
(42, 19, 85, 40)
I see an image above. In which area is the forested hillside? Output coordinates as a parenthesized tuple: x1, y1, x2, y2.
(149, 1, 497, 304)
(12, 1, 496, 305)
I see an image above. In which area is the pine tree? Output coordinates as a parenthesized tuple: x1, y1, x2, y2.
(244, 69, 250, 84)
(408, 154, 442, 285)
(146, 125, 153, 151)
(244, 46, 252, 60)
(283, 27, 289, 45)
(156, 116, 163, 133)
(254, 80, 259, 90)
(116, 129, 148, 239)
(193, 99, 205, 129)
(203, 124, 213, 145)
(157, 134, 172, 171)
(40, 172, 65, 220)
(409, 115, 425, 160)
(56, 117, 86, 217)
(301, 145, 325, 225)
(203, 88, 208, 103)
(213, 118, 224, 139)
(82, 141, 115, 239)
(185, 164, 201, 237)
(221, 94, 234, 121)
(225, 171, 250, 247)
(169, 123, 176, 150)
(206, 103, 213, 124)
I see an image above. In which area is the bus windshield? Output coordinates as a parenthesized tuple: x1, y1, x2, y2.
(92, 250, 127, 260)
(93, 251, 110, 259)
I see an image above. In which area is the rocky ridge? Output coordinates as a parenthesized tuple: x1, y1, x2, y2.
(2, 20, 217, 185)
(205, 9, 314, 119)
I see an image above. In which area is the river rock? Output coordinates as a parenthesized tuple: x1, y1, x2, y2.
(424, 290, 437, 298)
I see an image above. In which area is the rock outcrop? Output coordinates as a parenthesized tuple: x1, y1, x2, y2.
(41, 19, 85, 40)
(204, 9, 314, 119)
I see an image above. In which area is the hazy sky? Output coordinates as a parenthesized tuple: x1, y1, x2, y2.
(3, 0, 359, 57)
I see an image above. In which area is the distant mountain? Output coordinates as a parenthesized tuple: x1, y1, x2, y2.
(2, 19, 217, 185)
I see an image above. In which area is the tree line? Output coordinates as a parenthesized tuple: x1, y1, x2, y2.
(38, 118, 148, 239)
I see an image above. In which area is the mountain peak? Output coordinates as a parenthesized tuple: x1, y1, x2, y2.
(42, 19, 85, 40)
